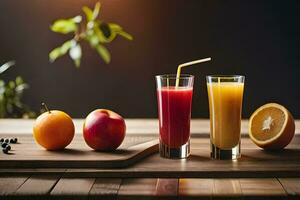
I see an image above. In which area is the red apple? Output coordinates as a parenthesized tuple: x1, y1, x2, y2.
(83, 109, 126, 151)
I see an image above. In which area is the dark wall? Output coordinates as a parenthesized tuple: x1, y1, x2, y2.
(1, 0, 300, 118)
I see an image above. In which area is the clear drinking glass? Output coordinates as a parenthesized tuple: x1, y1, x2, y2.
(156, 74, 194, 159)
(206, 75, 245, 160)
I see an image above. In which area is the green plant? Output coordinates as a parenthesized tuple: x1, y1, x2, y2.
(0, 61, 36, 118)
(49, 2, 133, 67)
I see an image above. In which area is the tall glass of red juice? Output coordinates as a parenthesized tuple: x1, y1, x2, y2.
(156, 74, 194, 159)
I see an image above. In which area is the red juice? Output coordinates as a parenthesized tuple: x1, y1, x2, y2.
(157, 86, 193, 148)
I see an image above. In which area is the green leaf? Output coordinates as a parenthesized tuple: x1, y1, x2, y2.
(93, 21, 117, 43)
(95, 44, 111, 63)
(100, 23, 111, 38)
(0, 94, 5, 118)
(50, 16, 81, 34)
(109, 23, 122, 32)
(4, 85, 11, 95)
(0, 60, 15, 74)
(15, 83, 29, 94)
(94, 24, 111, 43)
(93, 2, 101, 20)
(0, 80, 5, 95)
(88, 34, 99, 47)
(0, 80, 4, 87)
(74, 59, 81, 67)
(69, 43, 82, 67)
(82, 6, 93, 22)
(86, 21, 109, 44)
(93, 21, 133, 44)
(49, 48, 61, 62)
(50, 20, 77, 34)
(49, 40, 74, 62)
(8, 81, 15, 89)
(117, 30, 133, 40)
(108, 23, 133, 40)
(62, 40, 75, 52)
(15, 76, 24, 85)
(83, 2, 100, 22)
(72, 16, 82, 23)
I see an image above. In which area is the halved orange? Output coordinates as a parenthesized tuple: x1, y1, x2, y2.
(249, 103, 295, 150)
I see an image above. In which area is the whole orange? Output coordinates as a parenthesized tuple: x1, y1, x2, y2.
(33, 110, 75, 150)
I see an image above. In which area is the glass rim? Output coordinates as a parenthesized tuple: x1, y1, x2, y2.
(206, 75, 245, 79)
(155, 74, 194, 79)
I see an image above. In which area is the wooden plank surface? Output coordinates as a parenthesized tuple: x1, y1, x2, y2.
(0, 177, 299, 199)
(279, 178, 300, 198)
(213, 179, 242, 199)
(0, 134, 158, 168)
(15, 175, 59, 195)
(155, 178, 178, 197)
(179, 178, 213, 199)
(89, 178, 121, 199)
(240, 178, 286, 199)
(50, 177, 95, 197)
(118, 178, 157, 199)
(0, 176, 28, 195)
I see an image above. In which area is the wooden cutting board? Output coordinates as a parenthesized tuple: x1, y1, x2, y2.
(0, 134, 158, 168)
(1, 134, 300, 178)
(4, 135, 298, 178)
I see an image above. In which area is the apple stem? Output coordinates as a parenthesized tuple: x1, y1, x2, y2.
(42, 102, 51, 114)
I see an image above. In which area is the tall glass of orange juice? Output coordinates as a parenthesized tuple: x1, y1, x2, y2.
(206, 75, 245, 160)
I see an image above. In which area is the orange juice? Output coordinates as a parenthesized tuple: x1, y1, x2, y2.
(207, 82, 244, 149)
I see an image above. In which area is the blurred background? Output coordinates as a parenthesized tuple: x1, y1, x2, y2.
(0, 0, 299, 118)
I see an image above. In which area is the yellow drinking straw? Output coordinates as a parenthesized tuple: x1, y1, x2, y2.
(175, 57, 212, 88)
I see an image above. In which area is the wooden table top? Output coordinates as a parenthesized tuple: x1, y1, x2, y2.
(1, 118, 299, 135)
(0, 119, 300, 200)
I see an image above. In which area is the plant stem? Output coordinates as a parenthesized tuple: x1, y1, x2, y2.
(41, 102, 51, 114)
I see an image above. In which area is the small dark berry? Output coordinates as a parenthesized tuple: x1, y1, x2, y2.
(5, 145, 11, 151)
(4, 139, 9, 143)
(10, 139, 15, 143)
(1, 142, 8, 148)
(14, 138, 18, 143)
(2, 148, 8, 154)
(0, 138, 4, 143)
